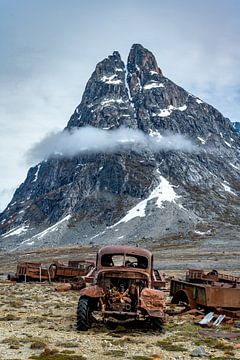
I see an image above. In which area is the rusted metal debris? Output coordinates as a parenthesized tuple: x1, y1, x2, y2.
(54, 281, 87, 291)
(199, 329, 240, 339)
(76, 245, 166, 331)
(170, 269, 240, 318)
(186, 268, 240, 284)
(8, 260, 95, 285)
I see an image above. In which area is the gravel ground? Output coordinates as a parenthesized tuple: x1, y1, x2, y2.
(0, 244, 239, 360)
(0, 282, 239, 360)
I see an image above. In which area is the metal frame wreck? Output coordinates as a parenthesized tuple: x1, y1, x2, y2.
(9, 260, 95, 283)
(76, 245, 166, 331)
(170, 269, 240, 318)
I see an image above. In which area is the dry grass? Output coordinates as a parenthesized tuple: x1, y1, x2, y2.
(0, 279, 239, 360)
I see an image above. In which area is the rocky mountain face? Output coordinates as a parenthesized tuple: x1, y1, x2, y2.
(233, 121, 240, 134)
(1, 44, 240, 251)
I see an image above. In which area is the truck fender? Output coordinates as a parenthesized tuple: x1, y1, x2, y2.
(79, 285, 105, 298)
(140, 288, 165, 318)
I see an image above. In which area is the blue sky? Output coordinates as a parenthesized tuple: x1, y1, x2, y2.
(0, 0, 240, 211)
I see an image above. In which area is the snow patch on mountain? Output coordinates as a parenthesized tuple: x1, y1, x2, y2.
(101, 98, 125, 106)
(2, 224, 29, 238)
(10, 214, 72, 250)
(32, 164, 41, 183)
(224, 140, 232, 148)
(152, 104, 187, 117)
(230, 163, 239, 170)
(112, 174, 180, 226)
(101, 75, 122, 85)
(197, 137, 206, 144)
(222, 182, 236, 195)
(143, 81, 164, 90)
(149, 129, 161, 137)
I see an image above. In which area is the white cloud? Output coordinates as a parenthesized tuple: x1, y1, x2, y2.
(26, 126, 196, 164)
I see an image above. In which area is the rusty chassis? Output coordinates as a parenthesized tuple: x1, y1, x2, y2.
(170, 269, 240, 318)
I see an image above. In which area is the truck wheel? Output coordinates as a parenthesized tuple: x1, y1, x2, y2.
(76, 296, 93, 331)
(151, 317, 164, 333)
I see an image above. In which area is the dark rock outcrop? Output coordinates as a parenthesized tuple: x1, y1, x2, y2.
(233, 121, 240, 134)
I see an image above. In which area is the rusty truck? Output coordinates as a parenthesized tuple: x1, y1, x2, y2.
(76, 245, 166, 331)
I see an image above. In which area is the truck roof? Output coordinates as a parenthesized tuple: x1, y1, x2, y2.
(98, 245, 152, 260)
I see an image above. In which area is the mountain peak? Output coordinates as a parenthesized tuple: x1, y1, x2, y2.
(126, 44, 163, 98)
(127, 44, 162, 77)
(66, 47, 136, 130)
(94, 50, 124, 80)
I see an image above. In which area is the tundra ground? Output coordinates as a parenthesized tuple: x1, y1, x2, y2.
(0, 281, 240, 360)
(0, 245, 239, 360)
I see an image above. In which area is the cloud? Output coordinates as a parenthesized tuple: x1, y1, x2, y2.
(26, 126, 196, 164)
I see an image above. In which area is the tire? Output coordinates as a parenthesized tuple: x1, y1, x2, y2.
(76, 296, 93, 331)
(151, 317, 165, 333)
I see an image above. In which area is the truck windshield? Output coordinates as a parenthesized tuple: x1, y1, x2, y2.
(101, 254, 148, 269)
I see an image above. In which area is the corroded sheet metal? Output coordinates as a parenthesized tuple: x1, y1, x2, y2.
(79, 285, 105, 298)
(186, 269, 240, 284)
(13, 260, 95, 282)
(16, 262, 51, 280)
(140, 288, 165, 318)
(152, 269, 166, 288)
(170, 278, 240, 310)
(205, 286, 240, 308)
(98, 245, 152, 261)
(97, 245, 152, 271)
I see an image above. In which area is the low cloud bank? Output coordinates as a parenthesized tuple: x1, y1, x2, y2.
(26, 126, 196, 163)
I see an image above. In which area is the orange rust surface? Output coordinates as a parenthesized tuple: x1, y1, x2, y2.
(170, 275, 240, 311)
(186, 269, 240, 284)
(140, 288, 165, 318)
(79, 285, 105, 298)
(97, 245, 152, 271)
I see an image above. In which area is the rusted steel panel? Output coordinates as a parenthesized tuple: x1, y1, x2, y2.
(170, 277, 240, 310)
(97, 245, 152, 271)
(170, 280, 205, 306)
(79, 285, 105, 298)
(186, 269, 240, 284)
(140, 288, 165, 318)
(97, 268, 150, 281)
(53, 260, 94, 279)
(152, 269, 166, 289)
(16, 262, 50, 280)
(205, 287, 240, 308)
(55, 266, 84, 278)
(13, 259, 95, 283)
(98, 245, 152, 261)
